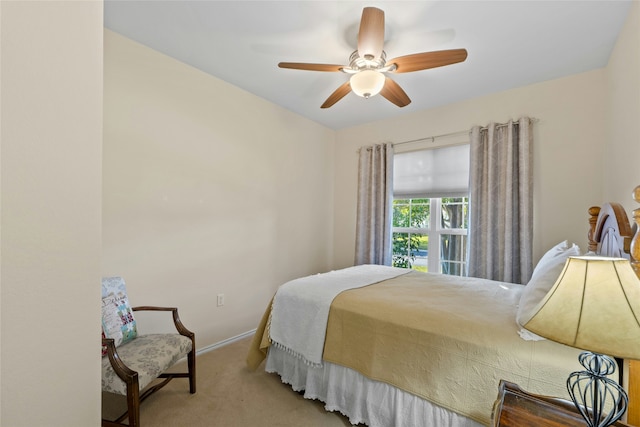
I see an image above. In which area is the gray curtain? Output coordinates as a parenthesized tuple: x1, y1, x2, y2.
(354, 143, 394, 266)
(468, 117, 533, 284)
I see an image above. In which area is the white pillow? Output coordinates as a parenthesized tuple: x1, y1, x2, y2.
(529, 240, 568, 281)
(516, 241, 580, 334)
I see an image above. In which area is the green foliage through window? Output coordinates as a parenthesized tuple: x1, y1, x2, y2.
(392, 197, 469, 276)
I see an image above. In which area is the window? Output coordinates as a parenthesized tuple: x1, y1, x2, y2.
(392, 143, 470, 276)
(392, 197, 469, 275)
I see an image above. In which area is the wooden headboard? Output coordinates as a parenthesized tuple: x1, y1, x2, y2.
(587, 185, 640, 425)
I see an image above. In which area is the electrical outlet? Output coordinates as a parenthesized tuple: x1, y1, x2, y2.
(217, 293, 225, 307)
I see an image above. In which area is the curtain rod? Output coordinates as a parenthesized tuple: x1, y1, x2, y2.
(392, 117, 539, 147)
(392, 129, 469, 147)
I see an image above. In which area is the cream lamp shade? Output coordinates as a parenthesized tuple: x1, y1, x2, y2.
(523, 256, 640, 360)
(350, 70, 385, 98)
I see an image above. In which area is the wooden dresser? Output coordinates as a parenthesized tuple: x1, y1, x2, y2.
(492, 380, 633, 427)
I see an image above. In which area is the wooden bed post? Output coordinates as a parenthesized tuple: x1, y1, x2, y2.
(629, 185, 640, 426)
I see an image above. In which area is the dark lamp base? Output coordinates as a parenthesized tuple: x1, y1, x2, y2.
(567, 351, 628, 427)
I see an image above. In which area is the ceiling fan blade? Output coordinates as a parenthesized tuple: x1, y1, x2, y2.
(380, 77, 411, 107)
(278, 62, 344, 72)
(357, 7, 385, 60)
(321, 81, 352, 109)
(387, 49, 468, 73)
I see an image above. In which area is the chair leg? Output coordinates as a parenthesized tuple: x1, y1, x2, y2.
(188, 349, 196, 394)
(126, 381, 141, 427)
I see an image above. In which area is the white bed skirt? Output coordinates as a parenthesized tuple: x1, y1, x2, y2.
(266, 345, 486, 427)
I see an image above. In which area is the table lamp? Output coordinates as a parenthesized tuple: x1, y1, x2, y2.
(524, 256, 640, 427)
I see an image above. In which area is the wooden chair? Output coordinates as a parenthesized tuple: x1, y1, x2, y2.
(101, 277, 196, 427)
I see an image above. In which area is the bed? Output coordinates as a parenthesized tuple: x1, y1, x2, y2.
(247, 186, 640, 427)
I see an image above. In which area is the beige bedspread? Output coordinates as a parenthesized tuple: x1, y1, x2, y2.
(247, 270, 584, 426)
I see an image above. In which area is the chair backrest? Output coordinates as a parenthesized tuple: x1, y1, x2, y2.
(102, 276, 128, 299)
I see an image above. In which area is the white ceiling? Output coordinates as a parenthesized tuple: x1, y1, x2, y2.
(104, 1, 632, 130)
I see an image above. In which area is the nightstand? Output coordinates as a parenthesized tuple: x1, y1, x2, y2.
(492, 380, 633, 427)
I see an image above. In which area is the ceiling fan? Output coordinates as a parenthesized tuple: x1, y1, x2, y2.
(278, 7, 468, 109)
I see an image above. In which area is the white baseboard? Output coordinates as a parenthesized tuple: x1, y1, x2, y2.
(195, 329, 257, 356)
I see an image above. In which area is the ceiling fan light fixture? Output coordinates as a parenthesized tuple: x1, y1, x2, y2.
(277, 7, 467, 109)
(350, 70, 385, 99)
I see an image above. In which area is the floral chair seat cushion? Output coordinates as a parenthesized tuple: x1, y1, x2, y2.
(102, 333, 193, 395)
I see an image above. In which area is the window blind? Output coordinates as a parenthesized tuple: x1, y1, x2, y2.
(393, 144, 470, 198)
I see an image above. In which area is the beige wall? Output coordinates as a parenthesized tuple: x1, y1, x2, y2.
(1, 1, 103, 426)
(103, 30, 335, 349)
(605, 0, 640, 212)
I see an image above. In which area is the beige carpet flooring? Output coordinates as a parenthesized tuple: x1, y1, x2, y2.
(102, 335, 363, 426)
